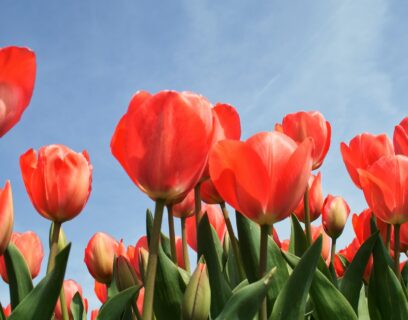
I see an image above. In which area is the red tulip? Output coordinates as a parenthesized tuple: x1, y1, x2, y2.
(280, 239, 290, 252)
(54, 279, 88, 320)
(209, 131, 313, 226)
(94, 280, 108, 303)
(20, 144, 92, 223)
(0, 231, 43, 282)
(0, 181, 13, 255)
(311, 225, 331, 265)
(322, 195, 350, 239)
(334, 238, 363, 278)
(276, 111, 331, 169)
(200, 179, 223, 204)
(84, 232, 127, 283)
(358, 155, 408, 224)
(2, 304, 11, 317)
(340, 133, 394, 189)
(352, 209, 388, 244)
(111, 90, 215, 204)
(130, 236, 148, 281)
(271, 227, 281, 247)
(400, 223, 408, 253)
(91, 310, 99, 320)
(394, 117, 408, 156)
(186, 204, 226, 251)
(0, 46, 36, 137)
(172, 189, 195, 218)
(294, 172, 324, 223)
(137, 287, 145, 315)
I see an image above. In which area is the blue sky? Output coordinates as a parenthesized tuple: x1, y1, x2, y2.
(1, 0, 407, 312)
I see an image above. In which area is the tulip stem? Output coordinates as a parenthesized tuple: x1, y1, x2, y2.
(386, 224, 391, 252)
(181, 217, 191, 273)
(142, 200, 165, 320)
(394, 224, 401, 280)
(166, 205, 177, 264)
(330, 238, 336, 267)
(220, 202, 245, 280)
(304, 186, 312, 246)
(194, 183, 202, 222)
(259, 224, 270, 320)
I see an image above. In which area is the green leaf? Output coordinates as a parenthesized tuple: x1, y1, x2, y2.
(216, 267, 276, 320)
(146, 209, 173, 260)
(367, 236, 408, 320)
(4, 244, 34, 309)
(339, 232, 377, 313)
(98, 286, 140, 320)
(357, 286, 370, 320)
(223, 234, 241, 288)
(70, 292, 86, 320)
(271, 237, 322, 320)
(289, 214, 308, 256)
(8, 243, 71, 320)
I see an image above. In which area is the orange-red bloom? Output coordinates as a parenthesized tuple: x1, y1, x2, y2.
(0, 181, 13, 255)
(294, 172, 324, 223)
(111, 90, 215, 204)
(172, 190, 195, 218)
(55, 279, 88, 320)
(84, 232, 127, 283)
(0, 46, 36, 137)
(2, 304, 11, 317)
(94, 280, 108, 303)
(0, 231, 43, 282)
(340, 133, 394, 189)
(91, 310, 99, 320)
(311, 225, 331, 265)
(186, 204, 226, 251)
(200, 179, 223, 204)
(322, 195, 350, 239)
(20, 144, 92, 223)
(400, 223, 408, 253)
(276, 111, 331, 170)
(394, 117, 408, 156)
(209, 131, 313, 226)
(358, 155, 408, 224)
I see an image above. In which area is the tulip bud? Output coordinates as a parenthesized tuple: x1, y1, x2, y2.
(54, 280, 88, 320)
(138, 248, 149, 283)
(322, 195, 350, 239)
(114, 255, 140, 291)
(0, 181, 13, 255)
(182, 262, 210, 320)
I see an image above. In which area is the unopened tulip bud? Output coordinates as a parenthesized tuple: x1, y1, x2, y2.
(182, 263, 210, 320)
(322, 195, 350, 239)
(0, 181, 13, 255)
(138, 248, 149, 282)
(114, 255, 140, 291)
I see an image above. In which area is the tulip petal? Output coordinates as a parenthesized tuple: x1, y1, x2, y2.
(212, 103, 241, 140)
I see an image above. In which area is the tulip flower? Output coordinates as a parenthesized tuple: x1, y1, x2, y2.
(311, 225, 331, 265)
(54, 279, 88, 320)
(2, 304, 11, 317)
(172, 190, 195, 219)
(84, 232, 127, 283)
(276, 111, 331, 170)
(0, 231, 43, 282)
(0, 181, 13, 255)
(94, 280, 108, 303)
(0, 46, 36, 137)
(322, 195, 350, 240)
(340, 133, 394, 189)
(394, 117, 408, 156)
(200, 179, 223, 204)
(130, 236, 149, 281)
(115, 255, 140, 291)
(294, 172, 324, 223)
(91, 310, 99, 320)
(399, 223, 408, 254)
(137, 287, 145, 315)
(20, 144, 92, 223)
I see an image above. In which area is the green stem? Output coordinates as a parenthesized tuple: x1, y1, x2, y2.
(194, 183, 202, 223)
(330, 238, 336, 268)
(220, 202, 245, 280)
(166, 205, 177, 264)
(181, 217, 190, 273)
(394, 224, 401, 280)
(304, 186, 312, 246)
(259, 224, 270, 320)
(386, 224, 391, 252)
(59, 288, 69, 320)
(142, 200, 165, 320)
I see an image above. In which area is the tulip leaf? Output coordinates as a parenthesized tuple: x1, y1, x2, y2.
(98, 285, 140, 320)
(8, 243, 71, 320)
(271, 237, 322, 320)
(198, 213, 232, 318)
(357, 286, 370, 320)
(70, 292, 86, 320)
(4, 244, 34, 309)
(223, 234, 241, 288)
(289, 214, 308, 257)
(146, 209, 172, 259)
(283, 248, 357, 320)
(367, 236, 408, 320)
(401, 260, 408, 288)
(216, 267, 276, 320)
(339, 232, 377, 313)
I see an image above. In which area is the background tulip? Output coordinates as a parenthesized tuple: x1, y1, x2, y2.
(111, 90, 215, 204)
(94, 280, 107, 303)
(322, 195, 350, 239)
(311, 225, 331, 265)
(54, 279, 88, 320)
(340, 133, 394, 188)
(294, 172, 324, 223)
(20, 144, 92, 223)
(0, 231, 43, 282)
(2, 304, 11, 317)
(276, 111, 331, 169)
(0, 46, 36, 137)
(172, 189, 195, 218)
(209, 131, 313, 226)
(91, 310, 99, 320)
(130, 236, 149, 281)
(0, 181, 13, 255)
(394, 117, 408, 156)
(200, 179, 223, 204)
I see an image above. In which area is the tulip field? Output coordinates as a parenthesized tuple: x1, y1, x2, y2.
(1, 43, 408, 320)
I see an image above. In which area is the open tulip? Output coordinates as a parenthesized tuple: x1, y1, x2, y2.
(340, 133, 394, 188)
(200, 179, 223, 204)
(294, 172, 324, 223)
(0, 231, 43, 282)
(322, 195, 350, 239)
(0, 181, 13, 255)
(394, 117, 408, 156)
(276, 111, 331, 169)
(209, 131, 313, 226)
(20, 144, 92, 223)
(0, 46, 36, 137)
(54, 279, 88, 320)
(111, 90, 215, 204)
